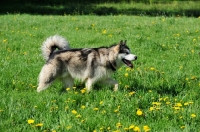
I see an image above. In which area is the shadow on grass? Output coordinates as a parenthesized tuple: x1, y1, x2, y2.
(1, 2, 200, 17)
(127, 78, 187, 96)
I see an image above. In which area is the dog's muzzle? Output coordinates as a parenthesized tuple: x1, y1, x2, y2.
(122, 54, 137, 68)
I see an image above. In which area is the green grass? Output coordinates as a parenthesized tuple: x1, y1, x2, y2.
(0, 14, 200, 131)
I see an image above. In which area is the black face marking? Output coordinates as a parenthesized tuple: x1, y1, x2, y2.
(119, 40, 130, 54)
(119, 45, 130, 54)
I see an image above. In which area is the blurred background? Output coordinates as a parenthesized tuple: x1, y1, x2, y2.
(0, 0, 200, 17)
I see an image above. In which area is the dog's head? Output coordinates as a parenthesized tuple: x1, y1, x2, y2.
(117, 40, 137, 68)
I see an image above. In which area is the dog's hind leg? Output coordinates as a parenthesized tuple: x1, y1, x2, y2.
(37, 64, 58, 92)
(100, 78, 118, 91)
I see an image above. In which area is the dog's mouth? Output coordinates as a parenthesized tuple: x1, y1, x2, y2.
(122, 59, 134, 68)
(122, 54, 137, 68)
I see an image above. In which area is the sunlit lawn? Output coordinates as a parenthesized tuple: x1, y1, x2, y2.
(0, 14, 200, 131)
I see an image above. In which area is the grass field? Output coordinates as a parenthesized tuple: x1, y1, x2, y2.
(0, 14, 200, 131)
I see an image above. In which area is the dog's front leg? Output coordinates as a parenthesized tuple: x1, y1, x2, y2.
(85, 78, 94, 92)
(101, 78, 118, 91)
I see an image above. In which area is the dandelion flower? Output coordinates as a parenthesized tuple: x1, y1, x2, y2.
(116, 122, 122, 128)
(76, 114, 82, 118)
(129, 125, 135, 129)
(129, 91, 135, 96)
(191, 114, 196, 118)
(80, 88, 86, 94)
(93, 108, 99, 111)
(35, 123, 43, 127)
(66, 126, 72, 130)
(81, 105, 86, 109)
(99, 101, 104, 105)
(125, 73, 129, 77)
(150, 67, 155, 71)
(134, 126, 140, 132)
(136, 109, 143, 116)
(175, 103, 182, 107)
(143, 125, 150, 132)
(102, 29, 106, 34)
(152, 102, 161, 106)
(66, 88, 70, 91)
(71, 110, 77, 114)
(180, 126, 185, 129)
(149, 107, 155, 111)
(27, 119, 34, 124)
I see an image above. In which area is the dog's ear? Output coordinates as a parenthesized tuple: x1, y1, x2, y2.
(119, 40, 127, 46)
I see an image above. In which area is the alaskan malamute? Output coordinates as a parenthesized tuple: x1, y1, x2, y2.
(37, 35, 137, 92)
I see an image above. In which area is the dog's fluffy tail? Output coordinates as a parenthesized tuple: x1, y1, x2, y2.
(41, 35, 70, 61)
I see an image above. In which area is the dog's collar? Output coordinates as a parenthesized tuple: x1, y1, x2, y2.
(109, 61, 117, 71)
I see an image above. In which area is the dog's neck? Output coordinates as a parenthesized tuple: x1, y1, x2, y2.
(109, 61, 117, 71)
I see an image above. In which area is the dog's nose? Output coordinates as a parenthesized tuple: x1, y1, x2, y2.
(135, 56, 137, 60)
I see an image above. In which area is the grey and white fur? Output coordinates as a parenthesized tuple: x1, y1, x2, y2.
(37, 35, 137, 92)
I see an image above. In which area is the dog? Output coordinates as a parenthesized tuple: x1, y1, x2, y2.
(37, 35, 137, 92)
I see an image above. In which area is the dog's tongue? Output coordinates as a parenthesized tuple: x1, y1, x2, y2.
(123, 59, 134, 68)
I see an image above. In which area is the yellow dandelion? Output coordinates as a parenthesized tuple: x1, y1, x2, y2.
(188, 101, 194, 104)
(35, 123, 43, 127)
(27, 119, 34, 124)
(114, 109, 119, 113)
(66, 125, 72, 130)
(99, 101, 104, 105)
(3, 39, 7, 43)
(113, 130, 120, 132)
(134, 126, 140, 132)
(175, 103, 182, 107)
(173, 107, 181, 110)
(76, 114, 81, 118)
(180, 126, 185, 129)
(148, 90, 152, 93)
(143, 125, 150, 132)
(93, 108, 99, 111)
(52, 130, 56, 132)
(81, 105, 86, 109)
(191, 114, 196, 118)
(152, 102, 161, 106)
(102, 29, 106, 34)
(80, 88, 86, 94)
(116, 122, 122, 128)
(129, 125, 135, 129)
(166, 102, 170, 105)
(150, 67, 155, 71)
(129, 91, 135, 96)
(71, 110, 77, 114)
(191, 76, 197, 80)
(136, 109, 143, 116)
(125, 73, 128, 77)
(191, 50, 194, 53)
(66, 88, 70, 91)
(93, 130, 97, 132)
(149, 107, 155, 111)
